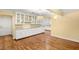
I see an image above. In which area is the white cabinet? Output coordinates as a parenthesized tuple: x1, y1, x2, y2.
(16, 13, 21, 24)
(16, 27, 45, 39)
(15, 12, 44, 39)
(16, 12, 38, 24)
(16, 13, 26, 24)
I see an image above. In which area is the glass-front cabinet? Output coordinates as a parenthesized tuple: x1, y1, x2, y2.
(21, 14, 25, 24)
(16, 13, 25, 24)
(16, 13, 21, 24)
(16, 12, 38, 24)
(15, 12, 39, 29)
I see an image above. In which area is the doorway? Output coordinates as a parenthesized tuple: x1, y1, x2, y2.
(0, 15, 12, 36)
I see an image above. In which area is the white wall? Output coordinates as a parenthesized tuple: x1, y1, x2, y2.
(51, 11, 79, 42)
(0, 16, 12, 36)
(41, 19, 50, 26)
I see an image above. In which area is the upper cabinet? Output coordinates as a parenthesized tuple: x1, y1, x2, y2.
(16, 13, 25, 24)
(21, 14, 25, 24)
(16, 13, 21, 24)
(16, 12, 38, 24)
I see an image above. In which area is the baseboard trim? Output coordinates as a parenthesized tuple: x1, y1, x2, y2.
(51, 34, 79, 43)
(0, 34, 12, 36)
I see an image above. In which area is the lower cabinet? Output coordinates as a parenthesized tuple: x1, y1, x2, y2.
(16, 27, 45, 39)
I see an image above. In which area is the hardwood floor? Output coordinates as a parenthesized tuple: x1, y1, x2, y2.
(0, 31, 79, 50)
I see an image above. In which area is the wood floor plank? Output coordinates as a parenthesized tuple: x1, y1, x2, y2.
(0, 31, 79, 50)
(3, 35, 13, 50)
(49, 36, 79, 50)
(0, 36, 4, 50)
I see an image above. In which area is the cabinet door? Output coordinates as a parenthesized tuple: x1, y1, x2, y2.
(25, 15, 30, 23)
(16, 13, 21, 24)
(21, 14, 25, 24)
(25, 15, 27, 23)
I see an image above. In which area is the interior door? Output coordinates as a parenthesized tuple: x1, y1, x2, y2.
(0, 16, 12, 36)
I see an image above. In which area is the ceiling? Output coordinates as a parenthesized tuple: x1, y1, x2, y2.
(62, 9, 79, 14)
(16, 9, 52, 16)
(26, 9, 51, 16)
(1, 9, 51, 16)
(1, 9, 79, 16)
